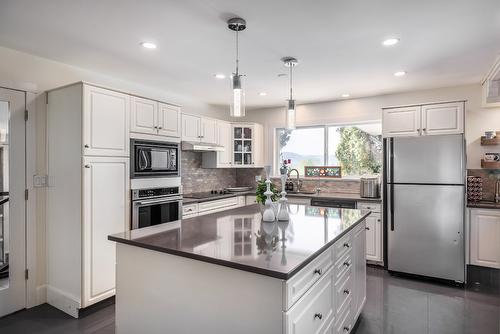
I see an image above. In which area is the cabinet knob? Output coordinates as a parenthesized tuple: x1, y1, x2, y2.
(377, 219, 381, 222)
(314, 313, 323, 320)
(158, 126, 163, 129)
(313, 269, 322, 276)
(343, 326, 350, 332)
(365, 227, 370, 230)
(343, 242, 350, 248)
(343, 289, 350, 295)
(84, 165, 90, 169)
(84, 144, 89, 148)
(343, 260, 351, 267)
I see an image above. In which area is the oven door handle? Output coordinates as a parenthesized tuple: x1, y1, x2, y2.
(138, 150, 149, 171)
(134, 196, 183, 206)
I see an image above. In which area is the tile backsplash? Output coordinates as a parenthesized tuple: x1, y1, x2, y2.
(467, 169, 500, 201)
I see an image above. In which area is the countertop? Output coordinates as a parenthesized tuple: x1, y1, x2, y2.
(109, 204, 370, 280)
(182, 191, 382, 204)
(467, 200, 500, 209)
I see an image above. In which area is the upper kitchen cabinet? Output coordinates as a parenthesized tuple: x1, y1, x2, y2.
(232, 123, 264, 167)
(181, 113, 217, 145)
(131, 97, 181, 140)
(382, 101, 464, 138)
(202, 120, 233, 168)
(382, 106, 421, 137)
(83, 85, 130, 156)
(482, 55, 500, 108)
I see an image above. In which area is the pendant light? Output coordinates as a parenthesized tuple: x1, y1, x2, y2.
(227, 17, 246, 117)
(282, 57, 298, 130)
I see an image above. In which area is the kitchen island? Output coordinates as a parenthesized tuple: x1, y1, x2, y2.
(109, 204, 369, 334)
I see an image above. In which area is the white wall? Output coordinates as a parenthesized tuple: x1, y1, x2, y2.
(242, 84, 500, 169)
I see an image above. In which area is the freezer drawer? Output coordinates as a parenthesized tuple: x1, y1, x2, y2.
(389, 134, 464, 185)
(387, 184, 465, 282)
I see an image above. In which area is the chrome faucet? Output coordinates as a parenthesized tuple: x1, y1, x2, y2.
(496, 179, 500, 203)
(287, 168, 302, 192)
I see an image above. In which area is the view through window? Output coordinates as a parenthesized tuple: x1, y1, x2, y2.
(277, 123, 382, 177)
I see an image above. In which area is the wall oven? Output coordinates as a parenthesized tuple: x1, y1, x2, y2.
(131, 139, 179, 178)
(131, 186, 182, 230)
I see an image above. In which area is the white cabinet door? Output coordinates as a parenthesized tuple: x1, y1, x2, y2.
(130, 96, 157, 135)
(217, 120, 232, 167)
(382, 106, 421, 138)
(158, 103, 181, 138)
(352, 222, 366, 320)
(83, 85, 130, 156)
(253, 123, 264, 167)
(421, 102, 464, 135)
(182, 114, 200, 142)
(201, 117, 217, 144)
(82, 156, 130, 307)
(470, 209, 500, 269)
(365, 215, 381, 262)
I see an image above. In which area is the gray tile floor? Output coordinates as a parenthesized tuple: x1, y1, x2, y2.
(0, 266, 498, 334)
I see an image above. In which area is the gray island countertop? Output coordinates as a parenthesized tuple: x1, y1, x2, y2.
(109, 204, 370, 280)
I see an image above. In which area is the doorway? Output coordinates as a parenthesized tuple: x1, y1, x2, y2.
(0, 87, 26, 317)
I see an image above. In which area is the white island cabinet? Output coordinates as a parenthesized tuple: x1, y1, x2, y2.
(110, 204, 367, 334)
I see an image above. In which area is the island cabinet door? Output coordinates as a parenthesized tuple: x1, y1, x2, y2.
(284, 266, 335, 334)
(82, 156, 130, 307)
(352, 221, 367, 321)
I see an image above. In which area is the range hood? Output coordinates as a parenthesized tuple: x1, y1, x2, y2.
(181, 141, 224, 152)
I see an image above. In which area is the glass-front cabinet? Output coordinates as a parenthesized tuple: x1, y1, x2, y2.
(232, 124, 255, 166)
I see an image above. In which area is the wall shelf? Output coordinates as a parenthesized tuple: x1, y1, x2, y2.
(481, 159, 500, 169)
(480, 132, 500, 146)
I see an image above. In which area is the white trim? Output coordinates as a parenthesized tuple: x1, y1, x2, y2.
(36, 284, 47, 305)
(25, 92, 39, 307)
(46, 285, 81, 318)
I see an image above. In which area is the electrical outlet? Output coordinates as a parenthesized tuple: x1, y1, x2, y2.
(33, 175, 48, 188)
(255, 175, 262, 182)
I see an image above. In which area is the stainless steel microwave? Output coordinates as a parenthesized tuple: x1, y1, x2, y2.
(131, 139, 179, 178)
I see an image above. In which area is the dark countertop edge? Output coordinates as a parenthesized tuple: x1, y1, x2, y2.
(182, 191, 382, 204)
(108, 211, 371, 280)
(467, 203, 500, 210)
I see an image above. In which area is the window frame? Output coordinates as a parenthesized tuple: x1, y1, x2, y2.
(274, 121, 382, 178)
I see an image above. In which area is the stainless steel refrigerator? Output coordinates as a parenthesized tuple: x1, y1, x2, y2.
(385, 134, 465, 283)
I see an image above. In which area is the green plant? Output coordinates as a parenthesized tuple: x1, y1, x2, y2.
(335, 127, 382, 176)
(255, 180, 279, 204)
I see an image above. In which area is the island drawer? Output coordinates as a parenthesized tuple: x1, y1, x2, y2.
(284, 246, 334, 310)
(334, 232, 352, 262)
(334, 302, 353, 334)
(334, 251, 352, 283)
(357, 202, 381, 213)
(284, 266, 335, 334)
(334, 269, 353, 316)
(198, 197, 239, 213)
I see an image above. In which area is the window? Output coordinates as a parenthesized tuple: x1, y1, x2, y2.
(276, 123, 382, 177)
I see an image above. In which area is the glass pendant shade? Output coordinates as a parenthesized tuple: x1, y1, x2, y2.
(230, 74, 245, 117)
(286, 99, 296, 130)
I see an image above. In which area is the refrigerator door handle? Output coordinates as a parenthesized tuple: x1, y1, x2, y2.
(389, 138, 394, 184)
(390, 184, 394, 231)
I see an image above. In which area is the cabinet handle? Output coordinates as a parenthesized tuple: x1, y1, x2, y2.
(365, 227, 370, 230)
(313, 269, 322, 276)
(314, 313, 323, 320)
(84, 144, 89, 148)
(84, 164, 90, 169)
(377, 219, 381, 222)
(343, 260, 351, 267)
(343, 326, 350, 332)
(423, 128, 427, 132)
(343, 242, 350, 248)
(343, 289, 350, 295)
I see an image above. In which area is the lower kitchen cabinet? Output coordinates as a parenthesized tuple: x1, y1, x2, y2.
(182, 196, 246, 219)
(469, 208, 500, 269)
(357, 202, 382, 263)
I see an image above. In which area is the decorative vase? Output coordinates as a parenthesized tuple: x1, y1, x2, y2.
(262, 165, 276, 222)
(277, 174, 290, 221)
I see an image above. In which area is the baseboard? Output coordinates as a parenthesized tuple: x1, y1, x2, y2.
(46, 285, 81, 318)
(35, 284, 47, 306)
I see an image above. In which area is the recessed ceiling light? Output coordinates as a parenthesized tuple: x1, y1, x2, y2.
(214, 74, 226, 79)
(258, 92, 267, 96)
(394, 71, 407, 77)
(382, 38, 400, 46)
(140, 42, 157, 49)
(341, 93, 350, 98)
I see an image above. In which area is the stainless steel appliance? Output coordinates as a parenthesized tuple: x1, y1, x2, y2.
(360, 176, 380, 198)
(131, 139, 179, 178)
(385, 134, 465, 283)
(131, 186, 182, 230)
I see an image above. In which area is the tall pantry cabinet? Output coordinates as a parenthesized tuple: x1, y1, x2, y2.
(46, 83, 130, 317)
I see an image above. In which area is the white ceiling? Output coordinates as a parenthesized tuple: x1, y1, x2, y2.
(1, 0, 499, 109)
